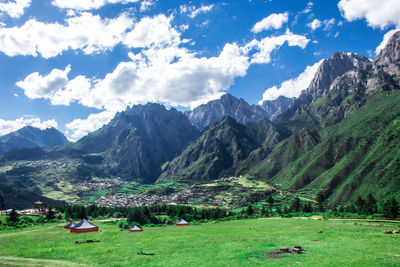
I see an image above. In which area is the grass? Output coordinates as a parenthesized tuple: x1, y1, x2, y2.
(0, 218, 399, 266)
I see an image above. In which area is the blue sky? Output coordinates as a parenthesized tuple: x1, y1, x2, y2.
(0, 0, 398, 140)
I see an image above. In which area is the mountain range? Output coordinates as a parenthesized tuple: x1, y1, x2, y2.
(1, 31, 400, 208)
(0, 126, 69, 155)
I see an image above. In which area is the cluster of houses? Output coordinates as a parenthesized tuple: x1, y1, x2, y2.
(0, 201, 48, 215)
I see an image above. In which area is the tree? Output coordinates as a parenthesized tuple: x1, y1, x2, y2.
(365, 193, 377, 214)
(6, 209, 19, 225)
(355, 195, 366, 214)
(267, 195, 274, 205)
(382, 198, 398, 218)
(246, 204, 254, 216)
(289, 197, 302, 212)
(77, 206, 87, 219)
(303, 203, 313, 213)
(316, 191, 326, 212)
(46, 208, 56, 221)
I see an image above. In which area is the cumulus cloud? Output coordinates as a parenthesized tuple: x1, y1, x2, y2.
(0, 117, 58, 136)
(16, 65, 91, 106)
(338, 0, 400, 29)
(0, 12, 133, 58)
(0, 0, 31, 18)
(123, 14, 180, 48)
(307, 19, 321, 31)
(51, 0, 138, 10)
(251, 12, 289, 33)
(375, 29, 400, 55)
(65, 111, 114, 141)
(248, 29, 310, 64)
(260, 59, 323, 102)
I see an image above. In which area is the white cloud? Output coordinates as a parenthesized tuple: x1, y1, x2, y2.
(249, 29, 310, 64)
(338, 0, 400, 29)
(0, 117, 58, 136)
(140, 0, 155, 12)
(189, 4, 214, 18)
(375, 29, 400, 55)
(0, 12, 134, 58)
(302, 2, 313, 14)
(123, 14, 180, 48)
(180, 4, 214, 18)
(323, 18, 336, 31)
(307, 19, 321, 30)
(251, 12, 289, 33)
(16, 65, 92, 106)
(51, 0, 138, 10)
(260, 59, 323, 102)
(0, 0, 31, 18)
(65, 111, 114, 140)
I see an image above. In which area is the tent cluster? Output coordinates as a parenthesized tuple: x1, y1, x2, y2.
(64, 218, 190, 235)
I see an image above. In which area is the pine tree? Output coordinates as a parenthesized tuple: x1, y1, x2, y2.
(289, 197, 302, 212)
(6, 209, 19, 225)
(267, 195, 274, 205)
(246, 204, 254, 216)
(46, 208, 56, 221)
(316, 191, 326, 212)
(365, 193, 377, 214)
(355, 195, 366, 214)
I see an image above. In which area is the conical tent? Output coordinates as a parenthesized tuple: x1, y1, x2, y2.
(176, 219, 189, 226)
(129, 225, 142, 232)
(64, 220, 76, 229)
(70, 219, 99, 233)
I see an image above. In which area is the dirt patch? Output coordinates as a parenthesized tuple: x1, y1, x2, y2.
(264, 246, 307, 259)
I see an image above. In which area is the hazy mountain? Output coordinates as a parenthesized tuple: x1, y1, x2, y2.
(0, 126, 69, 155)
(261, 96, 295, 121)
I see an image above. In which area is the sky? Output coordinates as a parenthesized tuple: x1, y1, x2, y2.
(0, 0, 399, 141)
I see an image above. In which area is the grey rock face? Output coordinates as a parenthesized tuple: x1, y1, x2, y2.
(306, 52, 370, 100)
(185, 94, 268, 130)
(261, 96, 295, 121)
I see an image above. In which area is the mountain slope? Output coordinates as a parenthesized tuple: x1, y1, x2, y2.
(158, 116, 286, 182)
(0, 126, 69, 155)
(69, 103, 199, 182)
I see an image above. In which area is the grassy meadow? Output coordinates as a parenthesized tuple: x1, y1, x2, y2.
(0, 218, 400, 266)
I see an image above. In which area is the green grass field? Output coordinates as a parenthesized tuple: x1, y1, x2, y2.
(0, 218, 399, 266)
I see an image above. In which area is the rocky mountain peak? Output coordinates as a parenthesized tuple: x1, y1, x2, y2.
(306, 52, 370, 100)
(261, 96, 295, 121)
(375, 31, 400, 79)
(185, 94, 268, 130)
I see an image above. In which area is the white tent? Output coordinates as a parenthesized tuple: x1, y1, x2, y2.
(176, 219, 189, 226)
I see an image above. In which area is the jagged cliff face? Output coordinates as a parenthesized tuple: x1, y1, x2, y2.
(185, 94, 268, 130)
(277, 52, 371, 124)
(0, 126, 69, 155)
(261, 96, 295, 121)
(375, 31, 400, 79)
(72, 103, 199, 183)
(108, 103, 199, 182)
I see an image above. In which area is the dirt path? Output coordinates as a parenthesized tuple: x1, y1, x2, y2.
(0, 224, 61, 239)
(0, 256, 87, 266)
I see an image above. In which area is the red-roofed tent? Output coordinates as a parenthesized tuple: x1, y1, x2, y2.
(129, 225, 142, 232)
(70, 219, 99, 233)
(176, 219, 189, 226)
